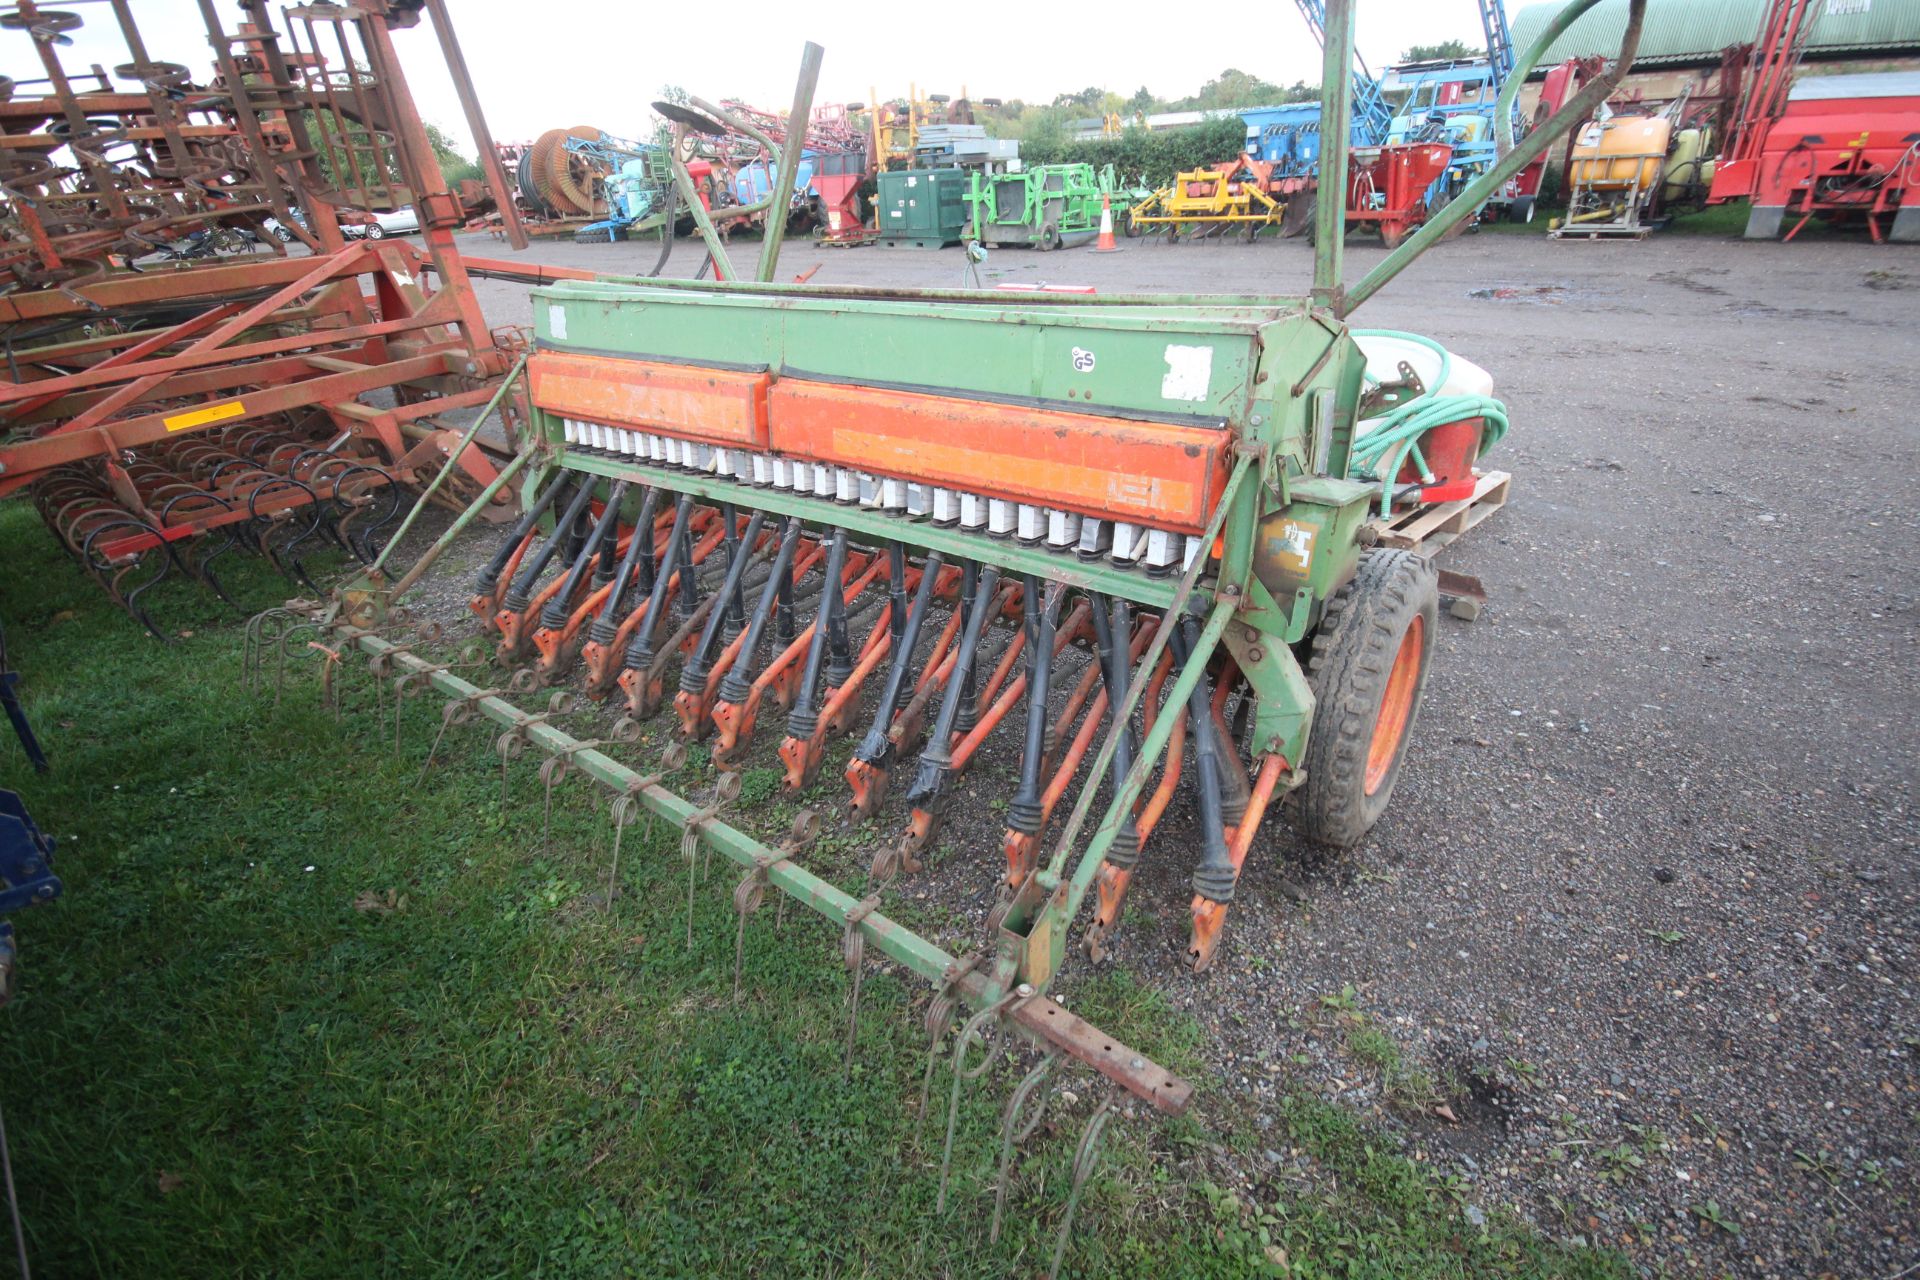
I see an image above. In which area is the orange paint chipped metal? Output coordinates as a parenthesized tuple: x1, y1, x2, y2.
(769, 381, 1226, 532)
(531, 352, 769, 448)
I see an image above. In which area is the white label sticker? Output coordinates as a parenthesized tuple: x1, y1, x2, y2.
(907, 176, 918, 187)
(1070, 347, 1096, 374)
(547, 303, 568, 342)
(1161, 344, 1213, 402)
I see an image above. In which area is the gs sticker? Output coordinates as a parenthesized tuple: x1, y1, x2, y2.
(1070, 347, 1096, 373)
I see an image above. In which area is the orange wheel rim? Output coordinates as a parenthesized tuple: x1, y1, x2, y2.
(1364, 615, 1423, 796)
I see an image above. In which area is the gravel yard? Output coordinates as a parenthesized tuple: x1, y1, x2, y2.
(420, 225, 1918, 1278)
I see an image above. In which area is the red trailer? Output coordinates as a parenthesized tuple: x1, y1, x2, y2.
(1734, 72, 1920, 243)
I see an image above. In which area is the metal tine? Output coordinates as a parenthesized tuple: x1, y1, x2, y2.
(844, 547, 944, 822)
(1047, 1093, 1118, 1280)
(471, 469, 573, 624)
(731, 809, 818, 1000)
(672, 510, 767, 739)
(938, 985, 1023, 1213)
(882, 564, 1003, 880)
(990, 1052, 1063, 1245)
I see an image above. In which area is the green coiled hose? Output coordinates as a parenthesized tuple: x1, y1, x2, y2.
(1348, 329, 1509, 516)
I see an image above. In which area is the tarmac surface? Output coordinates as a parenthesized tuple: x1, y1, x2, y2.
(434, 224, 1917, 1279)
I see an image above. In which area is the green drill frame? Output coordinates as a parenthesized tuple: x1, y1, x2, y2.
(321, 0, 1646, 1111)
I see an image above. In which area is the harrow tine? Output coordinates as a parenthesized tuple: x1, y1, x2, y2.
(840, 891, 882, 1068)
(1047, 1092, 1117, 1280)
(939, 983, 1022, 1214)
(990, 1051, 1062, 1245)
(845, 548, 943, 822)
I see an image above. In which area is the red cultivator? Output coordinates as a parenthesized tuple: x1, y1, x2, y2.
(0, 0, 526, 630)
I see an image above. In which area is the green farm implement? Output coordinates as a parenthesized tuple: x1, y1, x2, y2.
(966, 163, 1116, 249)
(253, 2, 1645, 1266)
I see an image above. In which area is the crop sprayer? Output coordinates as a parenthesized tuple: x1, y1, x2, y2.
(248, 1, 1644, 1267)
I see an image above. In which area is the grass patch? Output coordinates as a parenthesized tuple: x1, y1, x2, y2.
(0, 502, 1628, 1277)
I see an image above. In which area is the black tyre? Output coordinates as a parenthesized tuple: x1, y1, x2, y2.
(365, 223, 386, 240)
(1510, 195, 1536, 224)
(1294, 549, 1438, 848)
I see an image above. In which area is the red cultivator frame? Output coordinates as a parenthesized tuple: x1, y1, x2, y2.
(0, 0, 526, 629)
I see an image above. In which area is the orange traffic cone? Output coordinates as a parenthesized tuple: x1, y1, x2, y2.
(1090, 194, 1123, 253)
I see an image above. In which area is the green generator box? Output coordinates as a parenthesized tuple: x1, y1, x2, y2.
(876, 167, 971, 248)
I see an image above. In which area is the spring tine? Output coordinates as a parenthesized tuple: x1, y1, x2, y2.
(990, 1052, 1062, 1244)
(846, 548, 943, 821)
(938, 988, 1020, 1213)
(1047, 1094, 1118, 1280)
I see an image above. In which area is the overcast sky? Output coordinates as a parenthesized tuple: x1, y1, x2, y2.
(21, 0, 1500, 153)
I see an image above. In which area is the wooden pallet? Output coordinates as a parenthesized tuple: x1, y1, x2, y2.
(1369, 470, 1511, 552)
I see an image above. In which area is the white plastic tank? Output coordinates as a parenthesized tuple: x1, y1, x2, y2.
(1352, 332, 1493, 405)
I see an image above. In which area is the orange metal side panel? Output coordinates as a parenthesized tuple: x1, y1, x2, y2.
(530, 351, 769, 448)
(769, 381, 1227, 533)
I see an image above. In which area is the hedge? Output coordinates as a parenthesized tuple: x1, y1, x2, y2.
(1017, 117, 1250, 188)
